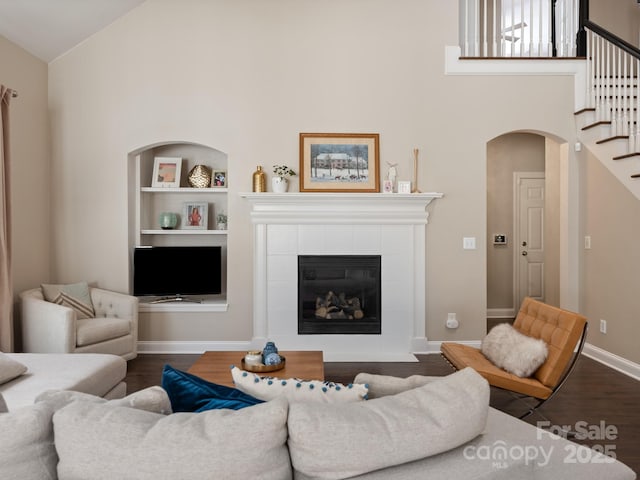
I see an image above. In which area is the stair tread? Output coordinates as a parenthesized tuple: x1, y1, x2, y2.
(596, 135, 628, 144)
(613, 152, 640, 160)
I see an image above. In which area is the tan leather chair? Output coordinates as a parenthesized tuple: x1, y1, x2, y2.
(441, 297, 588, 418)
(20, 287, 138, 360)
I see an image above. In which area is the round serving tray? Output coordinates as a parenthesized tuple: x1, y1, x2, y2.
(241, 356, 286, 373)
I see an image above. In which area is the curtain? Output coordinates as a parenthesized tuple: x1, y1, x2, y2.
(0, 86, 13, 352)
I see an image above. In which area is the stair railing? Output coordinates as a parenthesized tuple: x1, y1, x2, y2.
(459, 0, 579, 57)
(585, 22, 640, 153)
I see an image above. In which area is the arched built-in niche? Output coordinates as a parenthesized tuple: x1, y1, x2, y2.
(127, 141, 228, 311)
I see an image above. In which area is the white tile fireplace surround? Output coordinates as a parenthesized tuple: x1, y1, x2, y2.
(241, 192, 443, 361)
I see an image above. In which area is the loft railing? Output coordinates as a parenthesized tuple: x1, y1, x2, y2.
(459, 0, 579, 57)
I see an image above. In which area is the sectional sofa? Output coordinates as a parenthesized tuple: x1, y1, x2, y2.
(0, 363, 635, 480)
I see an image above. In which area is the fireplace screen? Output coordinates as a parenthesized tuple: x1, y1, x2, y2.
(298, 255, 381, 335)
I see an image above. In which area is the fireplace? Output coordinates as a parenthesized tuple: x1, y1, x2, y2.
(241, 192, 442, 361)
(298, 255, 381, 335)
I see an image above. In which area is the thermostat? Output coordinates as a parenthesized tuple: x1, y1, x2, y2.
(493, 234, 507, 245)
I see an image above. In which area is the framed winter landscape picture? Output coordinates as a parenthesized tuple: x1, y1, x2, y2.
(299, 133, 380, 192)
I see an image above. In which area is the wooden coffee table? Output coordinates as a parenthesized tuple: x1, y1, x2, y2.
(188, 350, 324, 387)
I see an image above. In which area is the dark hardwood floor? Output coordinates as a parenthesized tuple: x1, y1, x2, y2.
(125, 353, 639, 475)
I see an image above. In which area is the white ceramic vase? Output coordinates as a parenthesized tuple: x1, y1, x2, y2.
(272, 176, 289, 193)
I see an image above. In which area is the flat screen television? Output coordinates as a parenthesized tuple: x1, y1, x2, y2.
(133, 246, 222, 302)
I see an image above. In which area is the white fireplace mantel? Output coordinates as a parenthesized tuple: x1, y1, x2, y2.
(241, 192, 443, 224)
(240, 192, 443, 361)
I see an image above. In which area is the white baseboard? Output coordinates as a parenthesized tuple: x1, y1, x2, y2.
(137, 341, 416, 361)
(487, 308, 516, 319)
(137, 341, 252, 354)
(582, 343, 640, 381)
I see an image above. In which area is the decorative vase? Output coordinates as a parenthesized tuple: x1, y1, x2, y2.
(159, 212, 178, 230)
(187, 165, 212, 188)
(217, 222, 227, 230)
(272, 176, 288, 193)
(253, 166, 266, 192)
(262, 341, 278, 364)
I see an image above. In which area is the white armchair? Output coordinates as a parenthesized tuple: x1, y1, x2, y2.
(20, 287, 138, 360)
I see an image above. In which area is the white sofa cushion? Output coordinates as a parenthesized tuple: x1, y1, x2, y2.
(0, 353, 126, 410)
(76, 317, 132, 346)
(0, 387, 171, 480)
(287, 368, 489, 480)
(53, 396, 292, 480)
(481, 323, 549, 377)
(0, 352, 28, 385)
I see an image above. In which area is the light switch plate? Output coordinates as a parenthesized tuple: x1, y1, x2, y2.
(463, 237, 476, 250)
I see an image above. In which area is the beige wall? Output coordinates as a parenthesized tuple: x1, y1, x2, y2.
(45, 0, 580, 346)
(581, 149, 640, 363)
(0, 35, 50, 341)
(590, 0, 640, 47)
(4, 1, 638, 363)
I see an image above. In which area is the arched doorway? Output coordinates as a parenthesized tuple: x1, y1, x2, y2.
(486, 132, 565, 330)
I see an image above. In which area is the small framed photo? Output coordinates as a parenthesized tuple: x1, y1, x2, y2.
(213, 170, 227, 187)
(182, 202, 208, 229)
(152, 157, 182, 188)
(299, 133, 380, 192)
(397, 181, 412, 194)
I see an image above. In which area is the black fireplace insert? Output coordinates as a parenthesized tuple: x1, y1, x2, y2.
(298, 255, 381, 335)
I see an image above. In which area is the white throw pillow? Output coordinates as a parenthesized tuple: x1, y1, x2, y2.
(287, 368, 489, 479)
(53, 396, 291, 480)
(481, 323, 549, 377)
(0, 352, 28, 385)
(231, 366, 368, 403)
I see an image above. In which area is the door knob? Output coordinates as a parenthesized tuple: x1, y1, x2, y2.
(522, 251, 528, 256)
(522, 241, 527, 247)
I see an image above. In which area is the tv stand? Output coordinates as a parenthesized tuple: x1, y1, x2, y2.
(150, 295, 202, 304)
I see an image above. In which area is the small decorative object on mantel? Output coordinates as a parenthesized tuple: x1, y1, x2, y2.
(411, 148, 422, 193)
(252, 165, 266, 192)
(383, 162, 397, 193)
(187, 164, 212, 188)
(397, 180, 412, 194)
(272, 165, 296, 193)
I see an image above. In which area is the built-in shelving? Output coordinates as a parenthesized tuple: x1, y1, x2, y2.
(128, 142, 229, 312)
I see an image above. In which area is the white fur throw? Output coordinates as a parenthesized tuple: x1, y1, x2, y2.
(481, 323, 549, 377)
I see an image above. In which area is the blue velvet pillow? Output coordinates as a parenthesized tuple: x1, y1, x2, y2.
(161, 364, 264, 412)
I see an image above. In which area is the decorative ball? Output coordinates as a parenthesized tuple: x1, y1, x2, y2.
(264, 352, 282, 366)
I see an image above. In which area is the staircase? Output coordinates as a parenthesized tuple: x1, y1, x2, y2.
(574, 27, 640, 201)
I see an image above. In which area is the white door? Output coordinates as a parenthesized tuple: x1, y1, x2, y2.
(515, 174, 545, 308)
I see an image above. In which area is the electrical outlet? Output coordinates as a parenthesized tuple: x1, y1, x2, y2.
(600, 319, 607, 334)
(446, 312, 459, 329)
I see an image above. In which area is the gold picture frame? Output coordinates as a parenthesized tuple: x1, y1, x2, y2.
(299, 133, 380, 192)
